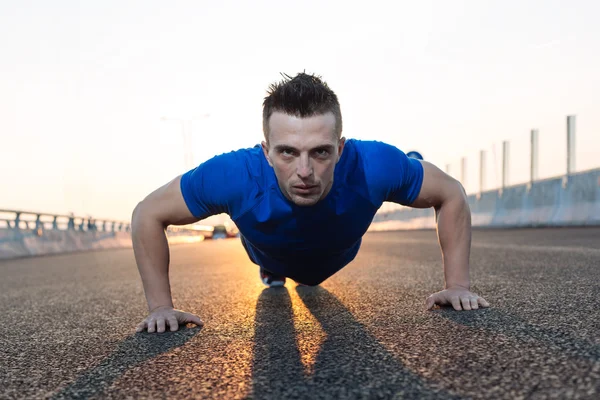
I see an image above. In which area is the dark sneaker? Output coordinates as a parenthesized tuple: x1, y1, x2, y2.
(260, 267, 286, 287)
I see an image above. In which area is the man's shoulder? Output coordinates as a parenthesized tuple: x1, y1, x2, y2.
(180, 144, 268, 220)
(341, 138, 415, 186)
(183, 144, 267, 192)
(346, 138, 397, 153)
(341, 139, 403, 170)
(207, 144, 265, 176)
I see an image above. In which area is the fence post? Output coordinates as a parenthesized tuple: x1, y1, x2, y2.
(479, 150, 486, 194)
(502, 141, 510, 189)
(530, 129, 539, 183)
(14, 212, 21, 229)
(567, 115, 576, 175)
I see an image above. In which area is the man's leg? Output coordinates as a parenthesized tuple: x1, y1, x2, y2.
(239, 235, 286, 287)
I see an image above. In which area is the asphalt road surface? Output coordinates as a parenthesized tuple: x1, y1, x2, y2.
(1, 227, 599, 399)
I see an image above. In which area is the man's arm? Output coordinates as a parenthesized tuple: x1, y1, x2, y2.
(131, 175, 204, 332)
(409, 161, 490, 311)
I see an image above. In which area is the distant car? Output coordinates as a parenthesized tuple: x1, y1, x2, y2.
(212, 232, 227, 240)
(212, 225, 228, 240)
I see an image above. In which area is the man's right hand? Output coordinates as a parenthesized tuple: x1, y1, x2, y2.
(136, 306, 204, 333)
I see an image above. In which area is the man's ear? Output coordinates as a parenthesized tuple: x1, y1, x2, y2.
(336, 137, 346, 163)
(261, 141, 273, 167)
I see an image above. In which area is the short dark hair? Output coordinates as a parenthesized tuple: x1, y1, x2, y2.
(262, 72, 343, 140)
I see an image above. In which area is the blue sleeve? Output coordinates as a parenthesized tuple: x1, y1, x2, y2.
(362, 141, 424, 206)
(179, 150, 248, 219)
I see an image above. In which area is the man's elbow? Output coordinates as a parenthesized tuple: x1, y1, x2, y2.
(449, 180, 471, 217)
(454, 179, 468, 200)
(131, 201, 159, 231)
(437, 179, 468, 210)
(131, 202, 144, 230)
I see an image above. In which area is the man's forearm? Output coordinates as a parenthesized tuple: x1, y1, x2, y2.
(435, 190, 472, 290)
(131, 206, 174, 311)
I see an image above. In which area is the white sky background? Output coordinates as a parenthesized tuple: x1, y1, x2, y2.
(1, 0, 599, 223)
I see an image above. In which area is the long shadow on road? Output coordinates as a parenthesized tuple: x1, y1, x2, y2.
(250, 286, 461, 400)
(50, 326, 201, 400)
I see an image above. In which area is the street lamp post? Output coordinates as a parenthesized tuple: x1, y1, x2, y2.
(161, 114, 210, 170)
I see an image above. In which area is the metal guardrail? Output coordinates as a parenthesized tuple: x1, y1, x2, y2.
(0, 209, 130, 233)
(0, 209, 214, 235)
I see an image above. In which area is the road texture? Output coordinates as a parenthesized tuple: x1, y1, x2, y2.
(1, 227, 599, 399)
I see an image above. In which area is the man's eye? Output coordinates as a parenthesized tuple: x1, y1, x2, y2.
(315, 149, 329, 157)
(281, 149, 294, 156)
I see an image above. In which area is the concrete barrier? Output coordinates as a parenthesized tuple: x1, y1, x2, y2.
(0, 228, 206, 261)
(370, 168, 600, 231)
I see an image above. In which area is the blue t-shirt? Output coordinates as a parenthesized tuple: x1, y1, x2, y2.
(180, 139, 424, 285)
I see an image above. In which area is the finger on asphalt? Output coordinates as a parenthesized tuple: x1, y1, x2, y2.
(451, 296, 462, 311)
(187, 314, 204, 327)
(168, 317, 179, 332)
(460, 297, 472, 311)
(157, 318, 166, 333)
(136, 321, 147, 332)
(470, 297, 479, 309)
(426, 293, 440, 310)
(147, 319, 156, 333)
(478, 297, 490, 307)
(426, 295, 434, 310)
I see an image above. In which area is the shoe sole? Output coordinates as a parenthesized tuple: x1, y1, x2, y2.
(261, 277, 286, 287)
(260, 269, 286, 287)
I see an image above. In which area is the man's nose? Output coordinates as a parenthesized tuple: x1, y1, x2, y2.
(296, 154, 313, 178)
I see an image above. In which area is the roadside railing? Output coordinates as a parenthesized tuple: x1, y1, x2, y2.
(0, 209, 129, 233)
(0, 209, 212, 235)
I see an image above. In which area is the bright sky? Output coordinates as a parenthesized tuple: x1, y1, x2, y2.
(1, 0, 599, 223)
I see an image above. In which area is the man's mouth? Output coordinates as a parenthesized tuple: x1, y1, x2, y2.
(293, 184, 318, 193)
(294, 185, 316, 189)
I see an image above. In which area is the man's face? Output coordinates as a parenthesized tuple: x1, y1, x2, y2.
(262, 111, 345, 207)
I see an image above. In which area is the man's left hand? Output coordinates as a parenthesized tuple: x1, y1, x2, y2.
(426, 287, 490, 311)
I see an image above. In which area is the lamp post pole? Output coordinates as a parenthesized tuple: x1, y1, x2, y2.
(161, 114, 210, 170)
